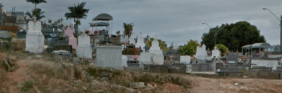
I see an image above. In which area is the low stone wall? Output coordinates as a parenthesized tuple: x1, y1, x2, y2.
(148, 65, 169, 73)
(218, 72, 243, 77)
(249, 71, 282, 79)
(187, 63, 215, 73)
(53, 55, 73, 63)
(144, 64, 187, 73)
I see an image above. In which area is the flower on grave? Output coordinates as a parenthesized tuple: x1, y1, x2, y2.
(85, 30, 90, 34)
(94, 30, 99, 35)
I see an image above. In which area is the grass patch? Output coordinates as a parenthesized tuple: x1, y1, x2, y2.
(31, 63, 73, 80)
(258, 86, 278, 93)
(134, 73, 191, 88)
(21, 80, 33, 92)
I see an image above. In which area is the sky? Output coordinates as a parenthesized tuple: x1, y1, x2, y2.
(1, 0, 282, 46)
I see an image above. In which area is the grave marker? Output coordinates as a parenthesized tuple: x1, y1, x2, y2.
(76, 32, 92, 59)
(64, 26, 77, 49)
(25, 16, 44, 53)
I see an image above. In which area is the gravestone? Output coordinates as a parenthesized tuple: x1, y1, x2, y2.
(149, 36, 163, 55)
(195, 44, 207, 60)
(251, 59, 279, 70)
(25, 17, 44, 53)
(180, 56, 191, 64)
(122, 55, 128, 67)
(227, 53, 238, 63)
(129, 33, 135, 45)
(120, 35, 129, 44)
(96, 46, 123, 69)
(211, 46, 220, 58)
(0, 31, 11, 40)
(135, 33, 146, 51)
(76, 32, 92, 59)
(64, 26, 77, 49)
(173, 43, 178, 50)
(152, 54, 164, 65)
(139, 52, 153, 69)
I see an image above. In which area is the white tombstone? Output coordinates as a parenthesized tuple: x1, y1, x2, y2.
(211, 46, 221, 58)
(195, 44, 208, 60)
(139, 52, 153, 69)
(180, 56, 191, 64)
(149, 37, 163, 55)
(152, 54, 164, 65)
(120, 35, 129, 44)
(129, 33, 135, 45)
(135, 33, 146, 51)
(122, 55, 128, 68)
(25, 17, 44, 53)
(173, 43, 178, 50)
(96, 46, 123, 69)
(76, 32, 92, 59)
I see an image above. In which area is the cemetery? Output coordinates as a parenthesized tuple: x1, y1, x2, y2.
(2, 1, 282, 92)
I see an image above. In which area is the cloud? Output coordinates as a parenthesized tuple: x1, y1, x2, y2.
(1, 0, 282, 46)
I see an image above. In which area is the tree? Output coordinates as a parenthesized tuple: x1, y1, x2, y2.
(201, 21, 266, 52)
(26, 8, 45, 20)
(123, 23, 133, 37)
(48, 19, 52, 25)
(215, 44, 229, 56)
(65, 2, 89, 38)
(26, 0, 47, 9)
(146, 38, 168, 52)
(178, 39, 199, 56)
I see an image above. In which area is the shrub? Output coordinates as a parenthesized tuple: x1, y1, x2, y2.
(21, 80, 33, 92)
(216, 44, 229, 56)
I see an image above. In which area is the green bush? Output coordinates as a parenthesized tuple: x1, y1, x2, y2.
(215, 44, 229, 56)
(178, 39, 199, 56)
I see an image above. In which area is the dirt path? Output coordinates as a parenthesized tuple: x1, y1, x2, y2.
(188, 75, 282, 93)
(6, 59, 30, 93)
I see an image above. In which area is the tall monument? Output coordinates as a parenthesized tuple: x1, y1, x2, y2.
(25, 17, 44, 53)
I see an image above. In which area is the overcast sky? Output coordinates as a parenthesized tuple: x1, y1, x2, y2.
(1, 0, 282, 46)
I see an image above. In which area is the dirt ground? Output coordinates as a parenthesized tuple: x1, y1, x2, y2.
(1, 53, 282, 93)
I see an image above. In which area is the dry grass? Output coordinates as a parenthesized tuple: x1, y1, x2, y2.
(30, 63, 73, 80)
(11, 39, 26, 52)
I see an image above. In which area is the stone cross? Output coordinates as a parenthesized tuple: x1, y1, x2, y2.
(154, 35, 157, 39)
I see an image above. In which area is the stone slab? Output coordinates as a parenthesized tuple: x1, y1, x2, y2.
(96, 46, 123, 70)
(152, 54, 164, 65)
(122, 55, 128, 67)
(180, 56, 191, 64)
(25, 34, 44, 53)
(76, 46, 92, 59)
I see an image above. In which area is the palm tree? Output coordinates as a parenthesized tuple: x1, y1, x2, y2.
(123, 23, 134, 37)
(26, 8, 45, 20)
(26, 0, 47, 9)
(65, 2, 89, 38)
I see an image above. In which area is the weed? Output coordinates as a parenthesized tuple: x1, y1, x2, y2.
(21, 80, 33, 92)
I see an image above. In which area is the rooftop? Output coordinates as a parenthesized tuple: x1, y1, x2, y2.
(93, 13, 113, 21)
(242, 43, 271, 49)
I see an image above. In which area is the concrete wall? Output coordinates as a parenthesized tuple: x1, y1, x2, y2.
(186, 63, 215, 73)
(251, 59, 279, 70)
(96, 46, 123, 70)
